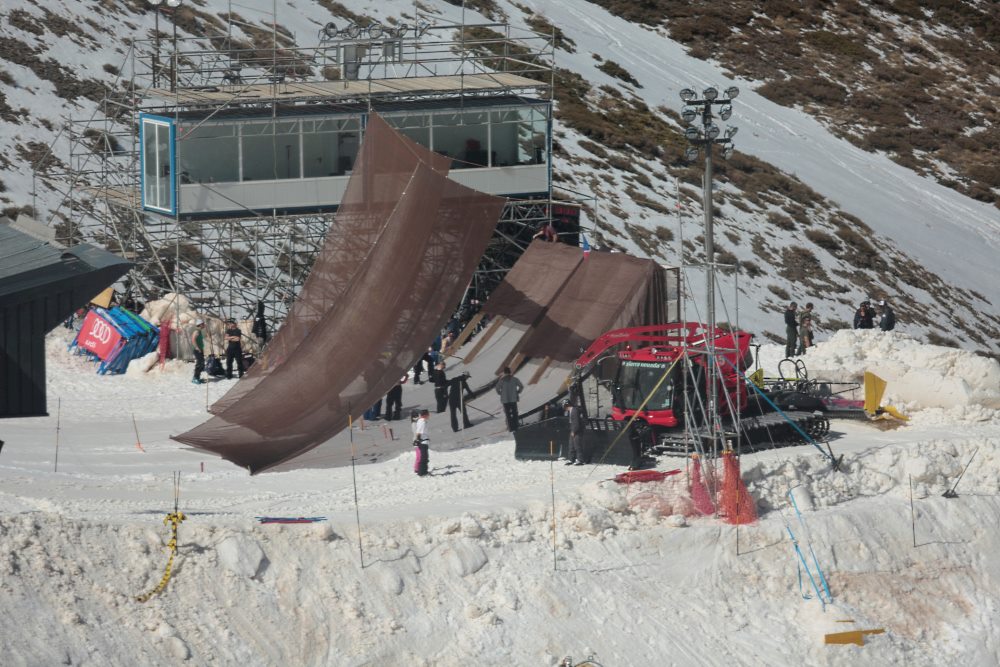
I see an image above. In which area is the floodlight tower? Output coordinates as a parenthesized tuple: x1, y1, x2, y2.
(147, 0, 183, 90)
(679, 85, 739, 449)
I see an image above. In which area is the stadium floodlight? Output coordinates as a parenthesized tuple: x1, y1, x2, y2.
(368, 22, 384, 39)
(685, 127, 702, 141)
(166, 0, 182, 7)
(323, 22, 339, 38)
(705, 123, 720, 140)
(147, 0, 164, 5)
(718, 105, 732, 121)
(393, 24, 409, 38)
(703, 86, 719, 101)
(346, 23, 362, 39)
(725, 86, 740, 100)
(681, 108, 698, 124)
(685, 147, 700, 161)
(724, 126, 738, 140)
(679, 88, 696, 102)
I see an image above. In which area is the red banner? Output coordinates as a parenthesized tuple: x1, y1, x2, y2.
(76, 311, 122, 360)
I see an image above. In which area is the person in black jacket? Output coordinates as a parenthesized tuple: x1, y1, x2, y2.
(448, 372, 473, 432)
(784, 302, 798, 358)
(251, 301, 268, 346)
(877, 300, 896, 331)
(853, 300, 875, 329)
(432, 362, 449, 413)
(564, 399, 585, 465)
(224, 318, 245, 379)
(385, 376, 405, 421)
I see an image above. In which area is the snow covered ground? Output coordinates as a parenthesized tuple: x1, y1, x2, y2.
(2, 328, 999, 666)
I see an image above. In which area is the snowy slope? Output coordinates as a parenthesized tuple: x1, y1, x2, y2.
(1, 0, 998, 352)
(2, 327, 1000, 665)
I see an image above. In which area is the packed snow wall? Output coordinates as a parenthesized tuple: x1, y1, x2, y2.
(172, 114, 505, 472)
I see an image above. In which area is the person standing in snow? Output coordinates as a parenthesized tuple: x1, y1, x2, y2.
(564, 399, 585, 466)
(432, 361, 450, 413)
(798, 316, 814, 355)
(224, 318, 245, 379)
(853, 300, 875, 329)
(796, 303, 815, 355)
(878, 300, 896, 331)
(784, 302, 798, 358)
(412, 409, 430, 476)
(385, 376, 405, 421)
(448, 372, 474, 432)
(190, 320, 206, 384)
(495, 366, 524, 431)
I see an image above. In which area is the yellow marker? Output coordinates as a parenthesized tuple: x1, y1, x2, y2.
(825, 629, 885, 646)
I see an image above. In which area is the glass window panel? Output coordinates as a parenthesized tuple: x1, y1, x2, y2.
(178, 122, 238, 184)
(431, 111, 489, 168)
(384, 113, 430, 149)
(302, 116, 361, 177)
(142, 119, 172, 211)
(241, 120, 301, 181)
(490, 106, 547, 166)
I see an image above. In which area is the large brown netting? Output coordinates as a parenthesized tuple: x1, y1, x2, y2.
(172, 114, 505, 472)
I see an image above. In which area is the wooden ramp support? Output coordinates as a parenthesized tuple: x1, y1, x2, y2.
(824, 628, 885, 646)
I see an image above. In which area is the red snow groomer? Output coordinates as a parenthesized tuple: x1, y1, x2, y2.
(576, 323, 754, 430)
(513, 323, 844, 466)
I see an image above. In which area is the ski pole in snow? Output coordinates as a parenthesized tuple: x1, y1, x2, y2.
(550, 440, 557, 572)
(54, 397, 61, 472)
(943, 447, 978, 499)
(348, 409, 364, 568)
(909, 475, 917, 548)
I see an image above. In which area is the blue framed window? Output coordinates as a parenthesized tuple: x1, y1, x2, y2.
(140, 114, 176, 214)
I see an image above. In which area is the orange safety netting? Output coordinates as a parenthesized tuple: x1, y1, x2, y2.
(172, 114, 505, 472)
(689, 454, 716, 516)
(719, 450, 757, 524)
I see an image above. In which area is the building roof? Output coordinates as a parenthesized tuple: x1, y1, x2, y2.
(144, 72, 546, 108)
(0, 223, 131, 306)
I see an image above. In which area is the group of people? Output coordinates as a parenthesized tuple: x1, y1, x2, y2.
(783, 302, 817, 359)
(190, 317, 250, 384)
(783, 297, 897, 359)
(853, 299, 895, 332)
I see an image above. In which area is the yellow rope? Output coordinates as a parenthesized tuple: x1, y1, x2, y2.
(135, 511, 186, 603)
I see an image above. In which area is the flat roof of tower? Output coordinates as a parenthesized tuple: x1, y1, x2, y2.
(145, 72, 546, 107)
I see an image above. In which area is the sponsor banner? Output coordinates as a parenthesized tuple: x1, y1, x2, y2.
(77, 311, 122, 360)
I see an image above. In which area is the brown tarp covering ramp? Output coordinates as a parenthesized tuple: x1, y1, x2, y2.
(482, 240, 582, 325)
(513, 249, 671, 363)
(172, 114, 505, 473)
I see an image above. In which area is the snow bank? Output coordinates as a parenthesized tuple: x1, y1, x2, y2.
(759, 330, 1000, 416)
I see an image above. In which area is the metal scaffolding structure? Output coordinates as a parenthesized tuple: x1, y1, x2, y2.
(42, 15, 574, 324)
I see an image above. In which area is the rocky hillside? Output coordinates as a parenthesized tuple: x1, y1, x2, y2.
(1, 0, 998, 354)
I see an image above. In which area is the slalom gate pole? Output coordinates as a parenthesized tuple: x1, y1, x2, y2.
(782, 510, 827, 609)
(909, 474, 916, 548)
(788, 488, 831, 604)
(549, 440, 557, 572)
(135, 471, 186, 603)
(131, 413, 146, 452)
(348, 411, 364, 568)
(53, 397, 61, 473)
